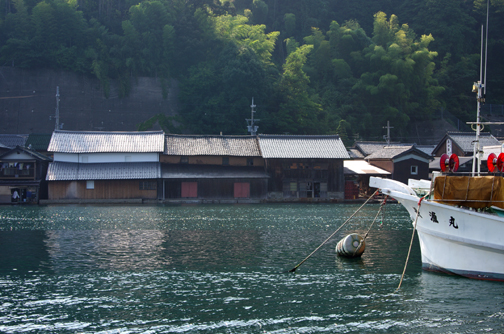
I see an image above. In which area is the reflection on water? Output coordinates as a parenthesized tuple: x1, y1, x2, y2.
(0, 204, 503, 333)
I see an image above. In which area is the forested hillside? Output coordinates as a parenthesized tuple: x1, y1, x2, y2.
(1, 0, 503, 141)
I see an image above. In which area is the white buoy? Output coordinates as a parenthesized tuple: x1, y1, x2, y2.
(335, 233, 365, 257)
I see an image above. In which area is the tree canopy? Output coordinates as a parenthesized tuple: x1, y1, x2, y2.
(1, 0, 503, 141)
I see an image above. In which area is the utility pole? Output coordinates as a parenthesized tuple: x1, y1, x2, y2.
(383, 121, 393, 145)
(246, 97, 260, 136)
(55, 86, 60, 130)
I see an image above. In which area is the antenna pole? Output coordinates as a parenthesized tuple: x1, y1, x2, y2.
(471, 0, 490, 176)
(246, 97, 260, 136)
(484, 0, 489, 96)
(383, 121, 393, 145)
(55, 86, 60, 131)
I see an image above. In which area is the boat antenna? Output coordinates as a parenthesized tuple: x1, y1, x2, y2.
(484, 0, 489, 96)
(471, 0, 490, 176)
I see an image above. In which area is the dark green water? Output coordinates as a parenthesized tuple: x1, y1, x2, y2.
(0, 203, 503, 333)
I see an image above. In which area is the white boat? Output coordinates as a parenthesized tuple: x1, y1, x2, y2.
(370, 175, 504, 281)
(370, 3, 504, 281)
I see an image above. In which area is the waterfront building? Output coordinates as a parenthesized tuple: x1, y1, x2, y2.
(0, 145, 51, 204)
(258, 135, 349, 200)
(45, 130, 164, 201)
(161, 134, 269, 202)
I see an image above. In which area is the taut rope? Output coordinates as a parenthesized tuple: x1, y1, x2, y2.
(395, 193, 429, 291)
(288, 189, 380, 273)
(352, 196, 388, 256)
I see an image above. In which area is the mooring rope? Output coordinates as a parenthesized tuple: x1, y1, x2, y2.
(288, 189, 380, 273)
(395, 193, 429, 292)
(352, 195, 388, 257)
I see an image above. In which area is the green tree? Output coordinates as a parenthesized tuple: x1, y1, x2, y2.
(351, 12, 444, 139)
(269, 44, 325, 134)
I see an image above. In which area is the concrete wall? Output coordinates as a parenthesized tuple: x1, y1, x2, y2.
(0, 67, 179, 134)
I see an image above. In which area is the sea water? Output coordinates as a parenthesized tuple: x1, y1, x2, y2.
(0, 203, 503, 333)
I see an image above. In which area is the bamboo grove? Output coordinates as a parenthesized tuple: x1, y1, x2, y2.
(1, 0, 503, 141)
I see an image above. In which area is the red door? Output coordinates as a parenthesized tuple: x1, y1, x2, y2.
(181, 182, 198, 198)
(234, 182, 250, 198)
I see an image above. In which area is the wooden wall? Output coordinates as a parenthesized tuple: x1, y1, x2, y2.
(48, 180, 158, 200)
(367, 160, 394, 173)
(159, 155, 264, 166)
(266, 159, 345, 196)
(394, 159, 429, 184)
(432, 140, 465, 157)
(163, 179, 268, 199)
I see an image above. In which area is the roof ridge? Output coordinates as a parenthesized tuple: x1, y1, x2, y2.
(258, 134, 341, 139)
(166, 134, 256, 138)
(54, 130, 164, 135)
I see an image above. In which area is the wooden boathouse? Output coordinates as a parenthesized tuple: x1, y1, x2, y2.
(161, 135, 269, 202)
(46, 130, 164, 201)
(257, 135, 350, 200)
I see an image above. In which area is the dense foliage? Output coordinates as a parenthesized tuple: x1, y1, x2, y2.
(1, 0, 503, 140)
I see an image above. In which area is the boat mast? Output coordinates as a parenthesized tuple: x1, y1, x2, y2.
(471, 0, 490, 176)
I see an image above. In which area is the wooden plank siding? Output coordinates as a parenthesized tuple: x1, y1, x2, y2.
(160, 155, 264, 167)
(48, 180, 158, 200)
(164, 179, 267, 199)
(266, 160, 343, 191)
(393, 159, 429, 184)
(265, 159, 345, 199)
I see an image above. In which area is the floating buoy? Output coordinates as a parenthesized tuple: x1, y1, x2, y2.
(335, 233, 365, 258)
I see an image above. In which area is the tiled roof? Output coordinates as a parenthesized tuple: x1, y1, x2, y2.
(0, 146, 52, 161)
(348, 148, 365, 159)
(46, 162, 161, 181)
(366, 145, 432, 160)
(446, 132, 501, 153)
(165, 135, 261, 156)
(0, 134, 29, 148)
(415, 145, 435, 156)
(366, 146, 414, 160)
(257, 135, 350, 159)
(25, 134, 52, 151)
(48, 131, 165, 153)
(354, 141, 411, 157)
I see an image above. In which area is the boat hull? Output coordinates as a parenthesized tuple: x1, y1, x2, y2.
(370, 177, 504, 281)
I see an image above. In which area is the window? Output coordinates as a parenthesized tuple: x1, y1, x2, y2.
(139, 181, 157, 190)
(411, 165, 418, 175)
(86, 180, 94, 189)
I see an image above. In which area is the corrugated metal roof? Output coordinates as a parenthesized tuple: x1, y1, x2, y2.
(257, 135, 350, 159)
(344, 160, 390, 175)
(161, 164, 269, 179)
(165, 135, 261, 156)
(46, 162, 161, 181)
(48, 131, 165, 153)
